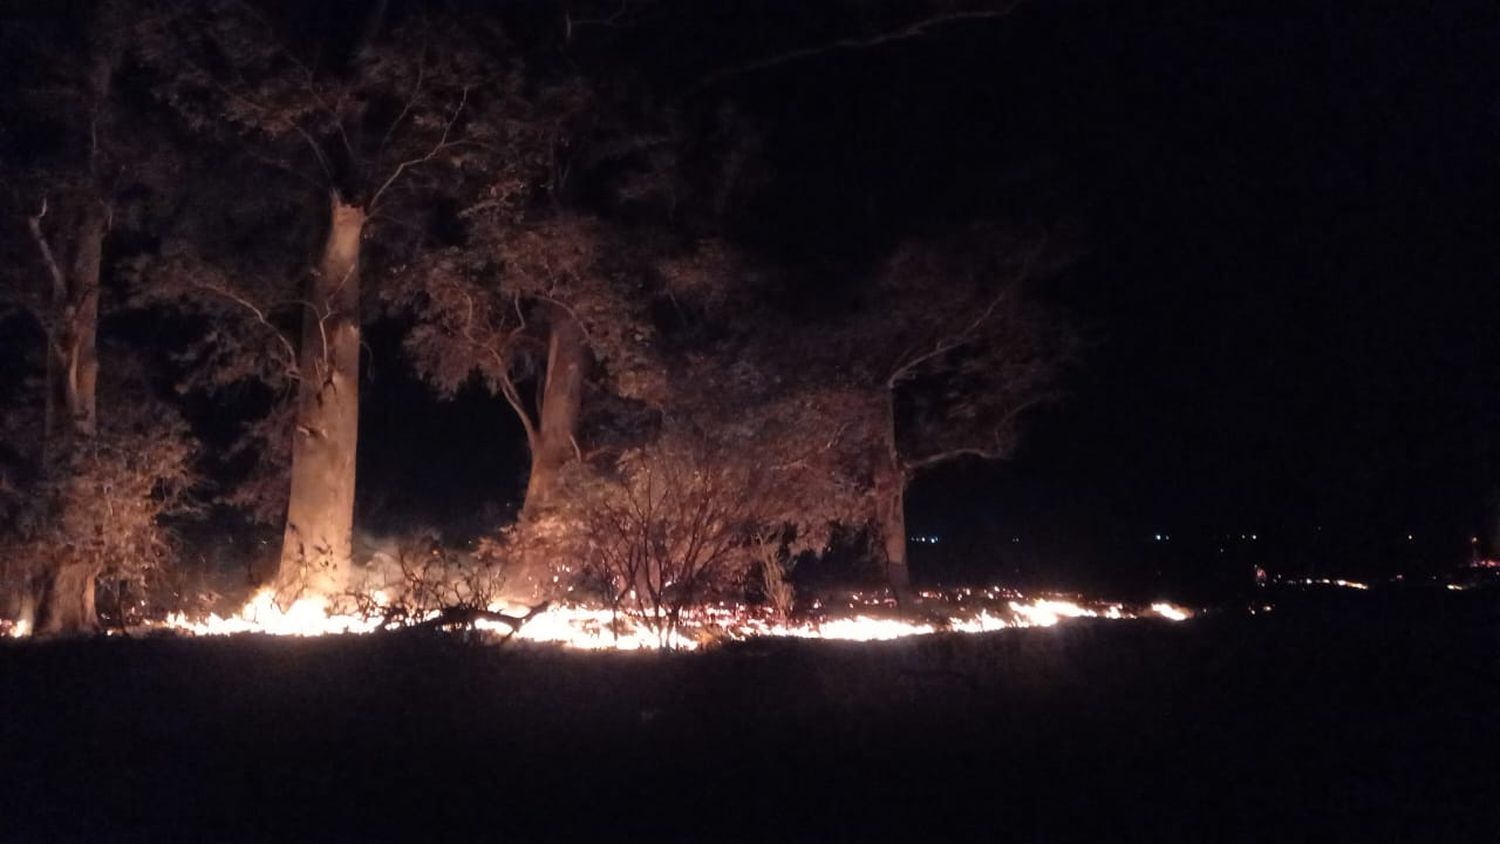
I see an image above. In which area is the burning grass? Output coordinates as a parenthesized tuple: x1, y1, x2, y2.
(155, 584, 1192, 649)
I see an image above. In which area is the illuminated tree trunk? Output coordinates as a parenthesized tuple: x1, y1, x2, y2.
(29, 199, 105, 634)
(34, 560, 99, 635)
(276, 196, 365, 605)
(876, 463, 910, 591)
(877, 390, 911, 591)
(522, 311, 586, 515)
(36, 201, 103, 444)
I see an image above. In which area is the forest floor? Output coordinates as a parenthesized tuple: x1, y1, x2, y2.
(1, 588, 1496, 842)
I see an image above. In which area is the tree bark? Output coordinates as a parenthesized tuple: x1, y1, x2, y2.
(29, 200, 106, 635)
(276, 196, 365, 606)
(34, 559, 99, 634)
(42, 201, 103, 444)
(877, 389, 911, 591)
(876, 462, 910, 591)
(521, 310, 587, 515)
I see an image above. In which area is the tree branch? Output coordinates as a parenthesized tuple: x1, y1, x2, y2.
(886, 287, 1009, 388)
(693, 4, 1021, 93)
(376, 49, 426, 162)
(188, 280, 301, 380)
(901, 394, 1049, 471)
(564, 0, 630, 43)
(25, 199, 67, 301)
(368, 85, 468, 213)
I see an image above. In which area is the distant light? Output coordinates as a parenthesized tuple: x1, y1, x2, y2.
(1406, 534, 1413, 541)
(1154, 534, 1162, 541)
(1251, 534, 1257, 541)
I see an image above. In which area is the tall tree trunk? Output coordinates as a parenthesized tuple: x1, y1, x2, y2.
(876, 462, 910, 591)
(276, 196, 365, 606)
(877, 389, 910, 591)
(29, 200, 106, 634)
(521, 310, 587, 515)
(42, 202, 103, 443)
(34, 560, 98, 635)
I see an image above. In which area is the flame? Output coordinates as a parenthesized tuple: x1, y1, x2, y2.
(1150, 602, 1190, 621)
(13, 587, 1193, 649)
(1007, 598, 1098, 626)
(485, 596, 1190, 649)
(165, 589, 382, 637)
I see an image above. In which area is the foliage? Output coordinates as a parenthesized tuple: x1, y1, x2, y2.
(390, 212, 664, 418)
(0, 361, 196, 624)
(754, 528, 798, 621)
(133, 0, 572, 209)
(566, 433, 773, 647)
(855, 224, 1077, 470)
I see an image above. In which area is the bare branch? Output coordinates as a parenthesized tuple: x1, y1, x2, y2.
(376, 47, 426, 161)
(565, 0, 630, 42)
(887, 286, 1011, 387)
(368, 86, 469, 213)
(187, 280, 301, 380)
(901, 394, 1049, 471)
(694, 4, 1021, 93)
(25, 200, 67, 300)
(292, 123, 336, 184)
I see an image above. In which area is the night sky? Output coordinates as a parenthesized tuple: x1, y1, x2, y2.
(364, 0, 1500, 590)
(10, 0, 1500, 593)
(749, 0, 1497, 583)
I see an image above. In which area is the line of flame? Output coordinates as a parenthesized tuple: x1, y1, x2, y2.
(157, 590, 1192, 650)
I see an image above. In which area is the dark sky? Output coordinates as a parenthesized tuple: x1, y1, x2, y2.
(568, 0, 1500, 585)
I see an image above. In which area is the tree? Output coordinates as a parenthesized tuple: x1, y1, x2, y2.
(136, 0, 572, 603)
(389, 98, 751, 522)
(0, 358, 195, 634)
(641, 223, 1071, 593)
(841, 225, 1074, 588)
(0, 0, 170, 631)
(391, 213, 660, 518)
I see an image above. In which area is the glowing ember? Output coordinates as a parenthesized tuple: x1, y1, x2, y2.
(1282, 577, 1370, 591)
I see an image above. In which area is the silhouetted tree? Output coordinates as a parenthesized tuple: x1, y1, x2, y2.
(846, 225, 1074, 588)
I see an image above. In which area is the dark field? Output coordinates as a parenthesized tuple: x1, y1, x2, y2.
(2, 591, 1496, 842)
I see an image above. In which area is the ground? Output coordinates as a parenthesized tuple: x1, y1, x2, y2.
(1, 588, 1495, 842)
